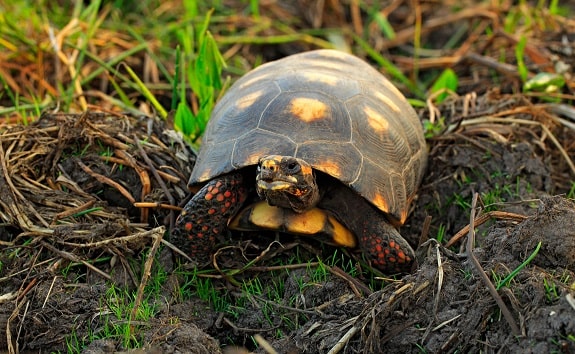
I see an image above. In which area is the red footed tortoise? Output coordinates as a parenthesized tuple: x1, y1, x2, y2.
(172, 49, 427, 273)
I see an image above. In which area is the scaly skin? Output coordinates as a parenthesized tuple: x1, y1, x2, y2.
(314, 177, 416, 273)
(174, 156, 416, 273)
(355, 207, 415, 273)
(172, 173, 247, 262)
(257, 155, 416, 274)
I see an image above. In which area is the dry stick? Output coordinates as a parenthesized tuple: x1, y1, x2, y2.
(40, 241, 111, 280)
(55, 228, 163, 248)
(7, 295, 27, 354)
(0, 140, 53, 233)
(417, 215, 432, 247)
(76, 159, 136, 204)
(98, 155, 181, 183)
(466, 193, 520, 336)
(328, 266, 372, 297)
(446, 211, 527, 247)
(460, 116, 575, 176)
(129, 227, 163, 330)
(421, 242, 444, 343)
(51, 200, 96, 225)
(133, 135, 177, 227)
(133, 201, 181, 211)
(253, 334, 279, 354)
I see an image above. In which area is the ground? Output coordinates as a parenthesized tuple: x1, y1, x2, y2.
(1, 1, 575, 354)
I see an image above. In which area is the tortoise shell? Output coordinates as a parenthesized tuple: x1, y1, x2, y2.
(189, 49, 427, 225)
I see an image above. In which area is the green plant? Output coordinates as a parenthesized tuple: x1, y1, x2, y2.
(515, 35, 528, 82)
(495, 241, 541, 290)
(429, 68, 458, 104)
(173, 6, 227, 143)
(423, 117, 445, 138)
(543, 277, 560, 304)
(436, 223, 446, 243)
(102, 285, 158, 348)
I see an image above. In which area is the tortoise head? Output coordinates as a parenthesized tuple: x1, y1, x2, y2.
(256, 155, 320, 213)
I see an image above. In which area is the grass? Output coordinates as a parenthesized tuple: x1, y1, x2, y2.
(65, 283, 160, 353)
(2, 0, 575, 352)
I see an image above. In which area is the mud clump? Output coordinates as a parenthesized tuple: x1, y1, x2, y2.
(510, 196, 575, 270)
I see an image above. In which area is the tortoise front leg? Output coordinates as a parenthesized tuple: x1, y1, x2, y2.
(356, 212, 416, 273)
(172, 172, 248, 263)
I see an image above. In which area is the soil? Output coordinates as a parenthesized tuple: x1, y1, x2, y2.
(1, 4, 575, 353)
(2, 89, 575, 354)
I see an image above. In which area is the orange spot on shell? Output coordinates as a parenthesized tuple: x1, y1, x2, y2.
(236, 90, 264, 110)
(289, 97, 328, 122)
(318, 160, 342, 179)
(301, 72, 339, 86)
(374, 91, 401, 112)
(372, 193, 389, 214)
(363, 106, 389, 133)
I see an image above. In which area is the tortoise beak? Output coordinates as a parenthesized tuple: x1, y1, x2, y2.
(256, 156, 298, 189)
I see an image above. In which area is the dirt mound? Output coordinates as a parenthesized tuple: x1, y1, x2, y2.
(2, 91, 575, 353)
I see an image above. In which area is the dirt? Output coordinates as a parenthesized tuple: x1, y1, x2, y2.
(2, 5, 575, 349)
(1, 88, 575, 354)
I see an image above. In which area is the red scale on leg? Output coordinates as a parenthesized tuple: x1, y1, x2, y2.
(357, 218, 415, 274)
(172, 172, 248, 263)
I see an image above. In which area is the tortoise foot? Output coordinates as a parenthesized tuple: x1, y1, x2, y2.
(358, 220, 415, 274)
(172, 172, 247, 262)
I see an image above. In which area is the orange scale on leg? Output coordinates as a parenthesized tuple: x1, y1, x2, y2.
(216, 193, 225, 202)
(397, 251, 406, 261)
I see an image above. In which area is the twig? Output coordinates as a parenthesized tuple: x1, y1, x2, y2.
(459, 116, 575, 176)
(466, 193, 520, 336)
(129, 227, 163, 328)
(328, 266, 372, 297)
(446, 210, 527, 247)
(40, 241, 111, 280)
(421, 242, 444, 342)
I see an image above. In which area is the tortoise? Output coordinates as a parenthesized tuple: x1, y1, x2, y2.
(172, 49, 427, 273)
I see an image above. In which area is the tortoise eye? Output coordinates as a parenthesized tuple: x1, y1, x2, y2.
(286, 161, 299, 172)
